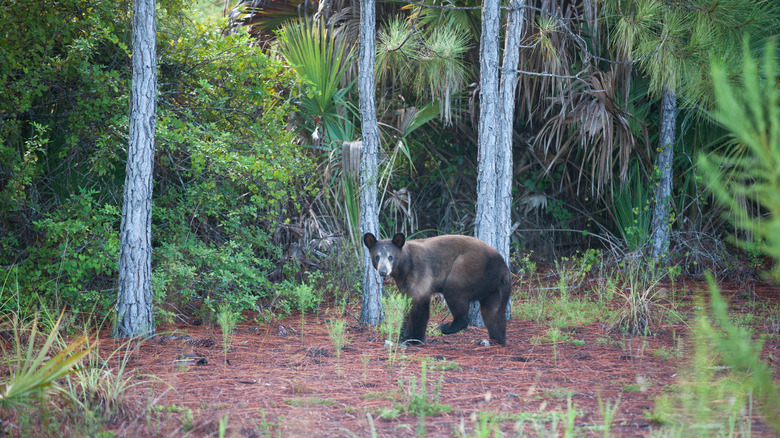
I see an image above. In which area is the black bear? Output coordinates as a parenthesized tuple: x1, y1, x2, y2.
(363, 232, 510, 345)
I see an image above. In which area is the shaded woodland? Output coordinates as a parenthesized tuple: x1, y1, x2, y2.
(1, 0, 780, 436)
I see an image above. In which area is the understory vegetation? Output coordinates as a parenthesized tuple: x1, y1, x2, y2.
(2, 259, 780, 436)
(1, 0, 780, 436)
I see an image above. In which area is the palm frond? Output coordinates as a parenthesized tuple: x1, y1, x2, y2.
(535, 69, 645, 195)
(278, 21, 356, 146)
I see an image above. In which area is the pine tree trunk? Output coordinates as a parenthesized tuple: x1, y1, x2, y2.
(495, 0, 524, 320)
(650, 89, 676, 262)
(471, 0, 502, 327)
(358, 0, 383, 326)
(116, 0, 156, 338)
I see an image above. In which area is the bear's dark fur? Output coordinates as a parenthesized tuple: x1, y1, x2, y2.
(363, 232, 510, 345)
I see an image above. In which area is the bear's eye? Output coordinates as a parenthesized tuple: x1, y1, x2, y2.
(388, 256, 394, 262)
(374, 255, 379, 262)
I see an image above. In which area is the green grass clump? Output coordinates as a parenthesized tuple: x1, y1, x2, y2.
(0, 313, 91, 412)
(377, 359, 453, 421)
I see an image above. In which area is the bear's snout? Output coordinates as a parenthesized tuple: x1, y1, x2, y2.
(376, 267, 396, 284)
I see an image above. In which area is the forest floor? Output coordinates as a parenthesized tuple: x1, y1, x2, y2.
(88, 279, 780, 437)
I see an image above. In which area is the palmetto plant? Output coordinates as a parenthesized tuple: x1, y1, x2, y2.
(0, 312, 91, 412)
(537, 69, 647, 196)
(610, 164, 652, 252)
(278, 21, 356, 147)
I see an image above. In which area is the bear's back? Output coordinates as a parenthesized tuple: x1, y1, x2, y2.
(405, 235, 504, 266)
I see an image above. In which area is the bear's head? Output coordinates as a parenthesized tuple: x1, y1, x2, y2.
(363, 232, 405, 280)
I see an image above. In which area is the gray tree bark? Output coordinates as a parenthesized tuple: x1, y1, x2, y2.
(650, 89, 676, 263)
(471, 0, 522, 325)
(494, 0, 524, 320)
(115, 0, 157, 338)
(358, 0, 383, 325)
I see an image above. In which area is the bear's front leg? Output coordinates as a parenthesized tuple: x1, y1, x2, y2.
(399, 297, 430, 344)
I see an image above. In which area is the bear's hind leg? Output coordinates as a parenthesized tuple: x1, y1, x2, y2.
(400, 297, 430, 344)
(481, 309, 506, 345)
(439, 297, 470, 335)
(479, 287, 509, 345)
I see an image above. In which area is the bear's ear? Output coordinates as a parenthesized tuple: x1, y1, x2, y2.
(363, 233, 377, 249)
(392, 233, 406, 249)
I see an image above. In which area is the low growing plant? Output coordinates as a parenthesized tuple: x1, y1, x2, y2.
(377, 359, 453, 420)
(65, 333, 162, 435)
(454, 411, 501, 438)
(651, 275, 780, 434)
(380, 288, 412, 343)
(379, 289, 412, 375)
(598, 395, 621, 438)
(0, 312, 92, 413)
(328, 318, 350, 362)
(217, 304, 239, 365)
(607, 260, 676, 336)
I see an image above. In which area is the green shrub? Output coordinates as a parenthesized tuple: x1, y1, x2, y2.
(0, 0, 131, 320)
(9, 191, 120, 316)
(286, 281, 322, 315)
(150, 19, 315, 316)
(1, 7, 316, 322)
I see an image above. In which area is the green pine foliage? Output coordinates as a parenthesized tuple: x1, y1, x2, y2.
(604, 0, 777, 105)
(699, 41, 780, 279)
(652, 274, 780, 434)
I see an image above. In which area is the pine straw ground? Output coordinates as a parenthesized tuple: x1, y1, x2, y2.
(49, 280, 780, 437)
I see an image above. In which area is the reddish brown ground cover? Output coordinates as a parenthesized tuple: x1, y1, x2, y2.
(86, 278, 780, 438)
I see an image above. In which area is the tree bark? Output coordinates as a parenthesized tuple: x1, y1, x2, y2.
(494, 0, 524, 320)
(358, 0, 383, 326)
(116, 0, 157, 338)
(471, 0, 503, 326)
(650, 89, 676, 262)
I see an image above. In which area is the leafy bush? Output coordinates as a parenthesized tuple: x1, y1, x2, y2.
(150, 19, 315, 319)
(0, 4, 317, 322)
(0, 0, 132, 319)
(2, 191, 121, 316)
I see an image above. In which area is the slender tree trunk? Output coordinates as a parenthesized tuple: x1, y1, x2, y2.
(495, 0, 524, 320)
(471, 0, 502, 326)
(116, 0, 156, 338)
(650, 89, 676, 262)
(358, 0, 383, 325)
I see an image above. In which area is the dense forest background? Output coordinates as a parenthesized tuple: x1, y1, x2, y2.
(1, 0, 778, 325)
